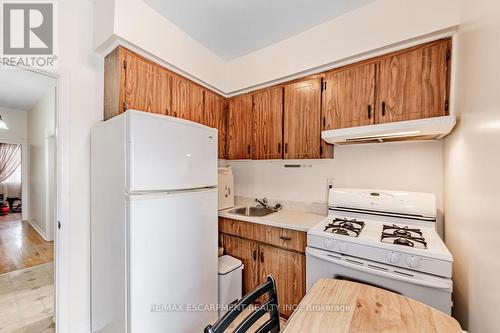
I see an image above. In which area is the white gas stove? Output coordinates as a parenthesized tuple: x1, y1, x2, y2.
(306, 188, 454, 315)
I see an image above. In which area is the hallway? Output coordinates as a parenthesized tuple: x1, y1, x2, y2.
(0, 214, 53, 275)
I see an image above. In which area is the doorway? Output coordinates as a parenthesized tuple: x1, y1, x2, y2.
(0, 67, 57, 332)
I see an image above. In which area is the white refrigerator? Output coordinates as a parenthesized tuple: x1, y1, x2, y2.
(91, 110, 218, 332)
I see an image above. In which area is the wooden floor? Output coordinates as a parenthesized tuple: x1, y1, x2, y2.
(0, 213, 54, 275)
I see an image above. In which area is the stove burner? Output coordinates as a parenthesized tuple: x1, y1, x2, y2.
(324, 218, 365, 237)
(393, 229, 412, 237)
(394, 237, 415, 247)
(383, 224, 423, 236)
(332, 228, 349, 236)
(381, 224, 427, 249)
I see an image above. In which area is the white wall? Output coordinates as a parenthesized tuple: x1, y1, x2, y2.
(0, 107, 28, 144)
(26, 90, 56, 241)
(93, 0, 227, 93)
(443, 0, 500, 331)
(225, 0, 460, 93)
(226, 141, 445, 228)
(93, 0, 460, 94)
(56, 1, 104, 331)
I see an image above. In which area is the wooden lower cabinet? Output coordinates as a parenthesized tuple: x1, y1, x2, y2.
(259, 244, 306, 317)
(220, 221, 306, 318)
(221, 234, 260, 295)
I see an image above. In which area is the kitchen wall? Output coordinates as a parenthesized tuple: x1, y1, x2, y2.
(26, 90, 56, 241)
(225, 0, 460, 93)
(93, 0, 460, 94)
(93, 0, 226, 93)
(225, 141, 445, 228)
(443, 0, 500, 331)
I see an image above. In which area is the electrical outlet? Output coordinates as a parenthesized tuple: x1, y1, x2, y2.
(327, 178, 334, 189)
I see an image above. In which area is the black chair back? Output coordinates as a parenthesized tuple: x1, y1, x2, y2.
(204, 275, 280, 333)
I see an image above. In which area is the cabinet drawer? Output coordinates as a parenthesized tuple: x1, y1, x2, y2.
(219, 217, 306, 253)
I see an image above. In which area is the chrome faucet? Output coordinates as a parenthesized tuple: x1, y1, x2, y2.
(255, 197, 269, 208)
(255, 198, 282, 211)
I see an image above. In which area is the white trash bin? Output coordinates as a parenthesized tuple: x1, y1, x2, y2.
(218, 255, 243, 317)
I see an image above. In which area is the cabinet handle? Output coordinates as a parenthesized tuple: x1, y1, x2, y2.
(284, 143, 288, 154)
(280, 236, 292, 241)
(382, 101, 386, 116)
(367, 105, 372, 119)
(278, 143, 281, 154)
(260, 251, 264, 263)
(253, 250, 257, 261)
(247, 145, 251, 155)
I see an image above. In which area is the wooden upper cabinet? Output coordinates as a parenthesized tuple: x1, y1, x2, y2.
(284, 79, 322, 159)
(203, 91, 227, 159)
(104, 47, 172, 120)
(171, 76, 204, 122)
(252, 87, 283, 159)
(322, 63, 376, 130)
(123, 50, 172, 116)
(378, 39, 451, 123)
(227, 94, 253, 159)
(104, 47, 125, 120)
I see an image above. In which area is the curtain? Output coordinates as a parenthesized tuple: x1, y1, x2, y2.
(1, 164, 21, 198)
(0, 143, 21, 183)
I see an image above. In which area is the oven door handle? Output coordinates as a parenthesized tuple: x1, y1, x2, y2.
(307, 248, 452, 290)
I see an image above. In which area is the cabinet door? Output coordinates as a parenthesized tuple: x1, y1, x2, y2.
(124, 51, 172, 115)
(284, 79, 321, 159)
(259, 245, 305, 318)
(378, 40, 450, 123)
(252, 87, 283, 159)
(322, 63, 376, 130)
(204, 91, 227, 159)
(104, 47, 126, 120)
(222, 234, 260, 295)
(171, 76, 204, 122)
(227, 94, 253, 159)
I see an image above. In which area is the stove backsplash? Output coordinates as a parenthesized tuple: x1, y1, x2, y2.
(220, 141, 445, 238)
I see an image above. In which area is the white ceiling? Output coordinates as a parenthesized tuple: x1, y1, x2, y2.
(143, 0, 375, 60)
(0, 68, 56, 111)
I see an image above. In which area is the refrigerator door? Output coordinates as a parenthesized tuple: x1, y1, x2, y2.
(126, 111, 218, 192)
(127, 188, 218, 332)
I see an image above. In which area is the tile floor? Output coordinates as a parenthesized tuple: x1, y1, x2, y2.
(0, 262, 54, 332)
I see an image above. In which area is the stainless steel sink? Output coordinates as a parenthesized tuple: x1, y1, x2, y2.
(228, 206, 277, 217)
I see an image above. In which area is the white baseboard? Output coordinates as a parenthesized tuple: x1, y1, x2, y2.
(25, 218, 51, 241)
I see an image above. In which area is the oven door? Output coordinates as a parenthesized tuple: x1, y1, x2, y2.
(306, 247, 453, 315)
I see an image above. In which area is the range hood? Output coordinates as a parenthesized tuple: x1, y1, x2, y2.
(321, 115, 456, 145)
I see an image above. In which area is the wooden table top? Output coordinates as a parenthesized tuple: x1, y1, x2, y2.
(281, 279, 461, 333)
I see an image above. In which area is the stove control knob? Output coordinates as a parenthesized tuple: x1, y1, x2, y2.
(406, 256, 422, 268)
(339, 242, 348, 252)
(324, 239, 334, 249)
(387, 252, 400, 264)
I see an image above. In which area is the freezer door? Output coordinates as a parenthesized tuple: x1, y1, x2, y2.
(128, 188, 218, 332)
(126, 111, 217, 191)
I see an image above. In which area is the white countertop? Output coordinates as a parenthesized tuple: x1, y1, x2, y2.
(218, 206, 326, 232)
